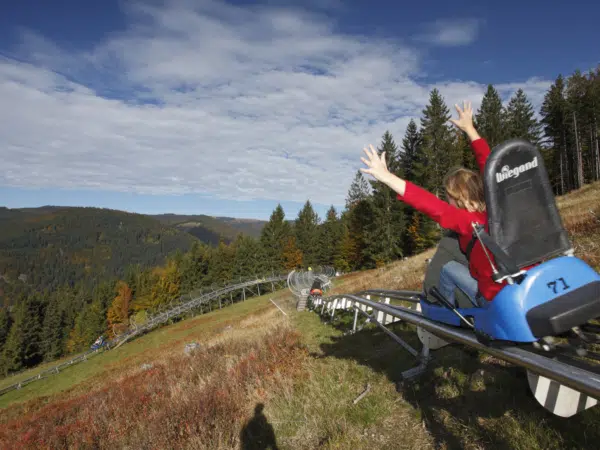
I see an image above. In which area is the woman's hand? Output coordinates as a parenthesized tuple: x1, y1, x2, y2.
(360, 144, 407, 195)
(360, 144, 391, 183)
(450, 101, 480, 142)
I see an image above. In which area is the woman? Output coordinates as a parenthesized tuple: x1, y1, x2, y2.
(360, 102, 501, 306)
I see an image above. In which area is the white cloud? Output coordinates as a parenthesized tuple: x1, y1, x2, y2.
(0, 1, 551, 209)
(420, 18, 482, 47)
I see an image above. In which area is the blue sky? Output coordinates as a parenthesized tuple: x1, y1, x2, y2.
(0, 0, 597, 221)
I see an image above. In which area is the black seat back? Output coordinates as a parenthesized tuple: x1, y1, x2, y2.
(483, 139, 572, 268)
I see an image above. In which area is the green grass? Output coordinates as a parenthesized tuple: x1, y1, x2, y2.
(286, 306, 600, 450)
(0, 291, 283, 410)
(257, 308, 434, 449)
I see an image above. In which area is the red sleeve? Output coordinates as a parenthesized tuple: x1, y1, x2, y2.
(397, 182, 477, 236)
(471, 138, 491, 173)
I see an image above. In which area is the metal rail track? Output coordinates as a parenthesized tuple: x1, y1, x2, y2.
(312, 290, 600, 401)
(0, 274, 288, 397)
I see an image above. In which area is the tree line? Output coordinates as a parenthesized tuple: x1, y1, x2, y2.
(0, 206, 343, 375)
(1, 65, 598, 376)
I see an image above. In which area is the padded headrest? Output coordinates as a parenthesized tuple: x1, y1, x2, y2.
(483, 139, 571, 268)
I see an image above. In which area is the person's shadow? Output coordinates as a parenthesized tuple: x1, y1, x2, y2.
(240, 403, 279, 450)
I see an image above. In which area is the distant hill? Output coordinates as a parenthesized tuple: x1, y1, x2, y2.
(215, 217, 266, 238)
(152, 214, 266, 244)
(0, 206, 198, 305)
(0, 206, 268, 306)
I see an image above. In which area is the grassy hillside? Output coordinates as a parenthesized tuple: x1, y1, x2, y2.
(216, 216, 266, 238)
(1, 183, 599, 449)
(152, 214, 266, 244)
(0, 206, 198, 305)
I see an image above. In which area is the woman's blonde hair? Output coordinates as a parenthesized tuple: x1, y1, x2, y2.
(443, 167, 486, 212)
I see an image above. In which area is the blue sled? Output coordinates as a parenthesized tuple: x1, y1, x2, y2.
(418, 138, 600, 344)
(421, 256, 600, 343)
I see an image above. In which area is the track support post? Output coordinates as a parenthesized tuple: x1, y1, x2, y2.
(350, 301, 434, 389)
(352, 305, 359, 333)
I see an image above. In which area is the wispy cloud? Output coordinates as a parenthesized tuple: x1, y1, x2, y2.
(420, 18, 482, 47)
(0, 1, 548, 209)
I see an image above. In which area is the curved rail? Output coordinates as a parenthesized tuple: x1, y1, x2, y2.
(0, 273, 288, 397)
(287, 266, 335, 297)
(112, 274, 288, 348)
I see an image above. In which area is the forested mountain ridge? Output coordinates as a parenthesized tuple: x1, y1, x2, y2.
(0, 206, 198, 307)
(152, 214, 266, 243)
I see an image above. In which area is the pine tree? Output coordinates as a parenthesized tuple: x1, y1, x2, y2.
(335, 219, 352, 273)
(399, 120, 424, 255)
(405, 213, 421, 255)
(541, 75, 570, 194)
(566, 71, 588, 189)
(41, 296, 65, 360)
(124, 264, 140, 298)
(0, 295, 43, 374)
(66, 311, 88, 354)
(232, 235, 265, 278)
(399, 119, 422, 182)
(365, 131, 404, 264)
(587, 68, 600, 183)
(60, 284, 88, 347)
(475, 84, 506, 147)
(410, 88, 457, 249)
(456, 129, 477, 171)
(345, 171, 370, 210)
(405, 213, 438, 253)
(318, 206, 344, 267)
(83, 300, 108, 343)
(295, 200, 321, 268)
(206, 240, 235, 285)
(565, 70, 600, 188)
(260, 205, 292, 272)
(343, 173, 374, 269)
(0, 308, 11, 353)
(419, 88, 461, 195)
(179, 242, 210, 293)
(504, 89, 542, 144)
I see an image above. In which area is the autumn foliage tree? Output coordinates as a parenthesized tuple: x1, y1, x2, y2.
(148, 254, 184, 308)
(107, 281, 133, 337)
(282, 236, 303, 270)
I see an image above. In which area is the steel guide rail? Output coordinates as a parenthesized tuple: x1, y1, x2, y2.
(314, 291, 600, 400)
(0, 274, 288, 397)
(113, 274, 288, 347)
(0, 348, 102, 396)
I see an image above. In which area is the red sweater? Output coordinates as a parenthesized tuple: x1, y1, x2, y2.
(397, 138, 505, 301)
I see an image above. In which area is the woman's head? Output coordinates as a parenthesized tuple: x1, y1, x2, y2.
(444, 167, 486, 212)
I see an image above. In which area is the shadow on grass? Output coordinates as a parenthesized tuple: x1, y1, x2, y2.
(240, 403, 279, 450)
(315, 312, 600, 449)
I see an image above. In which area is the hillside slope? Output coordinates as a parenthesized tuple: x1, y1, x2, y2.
(2, 184, 599, 449)
(0, 206, 198, 305)
(152, 213, 265, 244)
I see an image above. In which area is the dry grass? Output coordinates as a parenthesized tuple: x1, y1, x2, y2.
(0, 293, 289, 411)
(329, 249, 436, 296)
(0, 313, 302, 449)
(557, 181, 600, 268)
(273, 312, 435, 450)
(556, 181, 600, 229)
